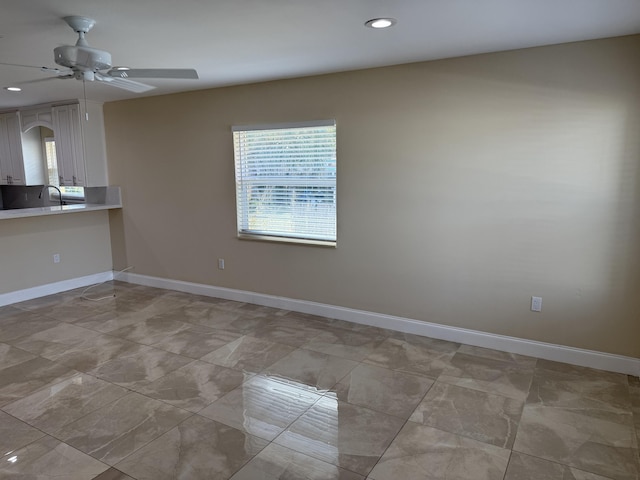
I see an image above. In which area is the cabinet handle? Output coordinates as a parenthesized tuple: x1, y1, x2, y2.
(72, 175, 76, 185)
(59, 175, 64, 186)
(8, 175, 12, 185)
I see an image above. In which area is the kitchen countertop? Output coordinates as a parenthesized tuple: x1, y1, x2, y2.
(0, 202, 121, 220)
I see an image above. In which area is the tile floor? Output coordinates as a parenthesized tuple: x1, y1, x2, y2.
(0, 281, 638, 479)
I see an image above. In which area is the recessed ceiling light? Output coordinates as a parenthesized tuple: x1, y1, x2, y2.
(4, 86, 21, 92)
(364, 18, 397, 29)
(113, 66, 130, 71)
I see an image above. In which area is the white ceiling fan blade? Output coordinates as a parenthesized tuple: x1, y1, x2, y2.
(94, 73, 155, 93)
(107, 68, 198, 79)
(0, 62, 70, 75)
(0, 62, 44, 69)
(19, 75, 74, 85)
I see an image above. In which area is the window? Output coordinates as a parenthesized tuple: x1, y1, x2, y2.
(233, 120, 337, 246)
(43, 137, 84, 202)
(43, 137, 58, 185)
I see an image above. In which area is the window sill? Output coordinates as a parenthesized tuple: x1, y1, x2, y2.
(237, 233, 336, 248)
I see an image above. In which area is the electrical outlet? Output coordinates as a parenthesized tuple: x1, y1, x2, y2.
(53, 253, 60, 264)
(531, 296, 542, 312)
(218, 258, 225, 270)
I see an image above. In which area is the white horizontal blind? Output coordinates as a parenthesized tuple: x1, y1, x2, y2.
(233, 120, 337, 244)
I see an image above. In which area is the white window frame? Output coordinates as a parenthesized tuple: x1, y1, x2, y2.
(42, 136, 84, 202)
(232, 119, 337, 246)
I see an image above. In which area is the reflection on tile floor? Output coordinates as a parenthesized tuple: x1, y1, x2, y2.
(0, 282, 638, 479)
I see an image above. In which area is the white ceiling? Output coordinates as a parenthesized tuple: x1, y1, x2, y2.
(1, 0, 640, 109)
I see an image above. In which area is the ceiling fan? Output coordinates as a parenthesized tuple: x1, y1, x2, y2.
(2, 15, 199, 93)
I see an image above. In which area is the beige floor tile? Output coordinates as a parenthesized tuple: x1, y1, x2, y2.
(12, 322, 101, 359)
(536, 360, 628, 385)
(0, 409, 46, 455)
(11, 289, 81, 311)
(50, 334, 145, 372)
(274, 397, 405, 476)
(172, 300, 271, 333)
(332, 363, 434, 418)
(457, 344, 537, 368)
(54, 392, 192, 465)
(108, 314, 193, 345)
(363, 336, 456, 378)
(368, 422, 510, 480)
(3, 372, 128, 432)
(200, 335, 296, 373)
(0, 342, 37, 369)
(505, 452, 616, 480)
(322, 317, 394, 338)
(87, 345, 193, 388)
(91, 468, 136, 480)
(151, 324, 242, 359)
(630, 376, 640, 446)
(115, 415, 269, 480)
(527, 367, 633, 422)
(388, 332, 460, 352)
(0, 435, 109, 479)
(28, 296, 115, 322)
(437, 351, 535, 401)
(264, 349, 358, 393)
(74, 310, 149, 334)
(409, 381, 523, 448)
(199, 374, 321, 440)
(133, 360, 248, 412)
(301, 327, 387, 361)
(0, 310, 59, 343)
(0, 356, 77, 407)
(513, 404, 638, 480)
(230, 443, 365, 480)
(75, 295, 193, 333)
(0, 304, 29, 316)
(251, 318, 327, 347)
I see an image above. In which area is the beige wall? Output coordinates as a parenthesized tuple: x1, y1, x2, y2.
(104, 35, 640, 357)
(0, 211, 113, 293)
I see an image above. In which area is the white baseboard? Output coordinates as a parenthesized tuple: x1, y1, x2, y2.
(0, 271, 114, 307)
(120, 272, 640, 377)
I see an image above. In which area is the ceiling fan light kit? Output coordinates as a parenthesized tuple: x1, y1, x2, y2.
(54, 45, 112, 71)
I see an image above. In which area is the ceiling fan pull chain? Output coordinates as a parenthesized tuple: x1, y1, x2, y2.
(83, 78, 89, 121)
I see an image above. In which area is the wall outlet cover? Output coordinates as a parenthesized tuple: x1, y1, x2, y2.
(531, 296, 542, 312)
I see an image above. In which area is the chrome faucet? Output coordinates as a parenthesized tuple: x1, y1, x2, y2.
(39, 185, 64, 207)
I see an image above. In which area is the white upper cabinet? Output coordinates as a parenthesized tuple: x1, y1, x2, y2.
(20, 108, 53, 132)
(0, 101, 107, 187)
(0, 112, 26, 185)
(51, 104, 86, 187)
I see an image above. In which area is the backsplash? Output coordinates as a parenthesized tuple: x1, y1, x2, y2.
(0, 185, 52, 209)
(0, 185, 121, 210)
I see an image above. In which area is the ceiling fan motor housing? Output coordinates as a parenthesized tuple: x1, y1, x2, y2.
(54, 45, 112, 71)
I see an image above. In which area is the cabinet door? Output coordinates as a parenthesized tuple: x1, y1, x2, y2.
(0, 115, 10, 185)
(0, 113, 26, 185)
(5, 114, 25, 184)
(52, 104, 86, 186)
